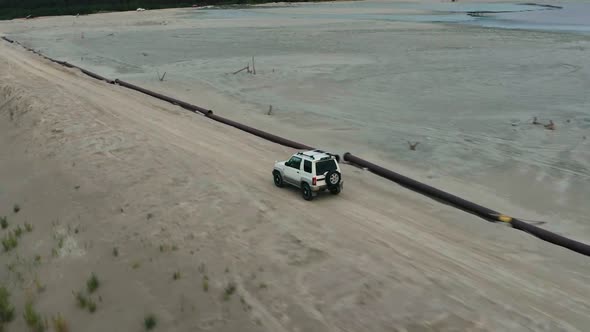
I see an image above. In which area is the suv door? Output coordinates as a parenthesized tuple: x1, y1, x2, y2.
(284, 156, 302, 185)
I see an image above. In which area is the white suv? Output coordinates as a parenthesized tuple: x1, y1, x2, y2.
(272, 150, 343, 201)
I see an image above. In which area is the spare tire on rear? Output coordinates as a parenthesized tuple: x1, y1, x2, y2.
(325, 170, 341, 188)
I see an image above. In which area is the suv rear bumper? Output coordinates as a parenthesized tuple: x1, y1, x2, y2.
(311, 182, 343, 192)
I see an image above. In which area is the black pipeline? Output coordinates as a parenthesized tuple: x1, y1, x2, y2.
(46, 58, 75, 68)
(115, 79, 212, 116)
(114, 80, 313, 150)
(44, 56, 107, 81)
(343, 152, 590, 256)
(76, 66, 115, 83)
(115, 80, 313, 149)
(208, 113, 313, 150)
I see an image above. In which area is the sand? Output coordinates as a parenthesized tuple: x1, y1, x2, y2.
(1, 2, 590, 332)
(2, 0, 589, 241)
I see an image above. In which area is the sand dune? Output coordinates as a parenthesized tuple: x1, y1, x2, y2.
(1, 34, 590, 332)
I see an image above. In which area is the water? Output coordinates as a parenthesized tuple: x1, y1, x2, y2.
(474, 3, 590, 33)
(193, 2, 590, 33)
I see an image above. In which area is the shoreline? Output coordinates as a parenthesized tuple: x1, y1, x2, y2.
(0, 0, 566, 21)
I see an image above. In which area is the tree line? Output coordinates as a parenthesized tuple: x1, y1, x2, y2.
(0, 0, 308, 20)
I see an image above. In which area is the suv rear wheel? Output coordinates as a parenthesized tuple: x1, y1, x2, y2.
(302, 183, 313, 201)
(330, 185, 341, 195)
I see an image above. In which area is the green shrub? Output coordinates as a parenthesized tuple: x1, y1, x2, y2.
(144, 314, 157, 330)
(1, 234, 17, 252)
(74, 291, 87, 309)
(0, 287, 15, 324)
(13, 226, 23, 238)
(51, 314, 69, 332)
(202, 276, 209, 292)
(87, 299, 96, 313)
(23, 302, 45, 332)
(86, 273, 100, 293)
(223, 282, 236, 301)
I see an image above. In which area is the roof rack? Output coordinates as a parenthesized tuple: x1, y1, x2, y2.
(296, 150, 339, 162)
(296, 151, 315, 160)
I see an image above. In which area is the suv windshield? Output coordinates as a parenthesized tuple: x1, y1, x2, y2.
(315, 159, 337, 175)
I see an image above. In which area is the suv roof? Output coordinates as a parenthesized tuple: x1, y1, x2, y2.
(295, 150, 337, 162)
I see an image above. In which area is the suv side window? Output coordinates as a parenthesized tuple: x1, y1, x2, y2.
(287, 156, 302, 170)
(303, 160, 312, 173)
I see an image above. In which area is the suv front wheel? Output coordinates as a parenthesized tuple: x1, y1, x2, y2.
(301, 183, 313, 201)
(273, 171, 284, 187)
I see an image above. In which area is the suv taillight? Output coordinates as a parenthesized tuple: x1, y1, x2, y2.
(312, 177, 317, 185)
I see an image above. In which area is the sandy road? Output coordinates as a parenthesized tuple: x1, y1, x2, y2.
(1, 40, 590, 331)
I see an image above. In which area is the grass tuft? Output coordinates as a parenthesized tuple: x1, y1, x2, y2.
(74, 291, 87, 309)
(13, 205, 20, 214)
(223, 282, 236, 301)
(112, 247, 119, 257)
(52, 314, 69, 332)
(87, 299, 97, 313)
(6, 262, 16, 272)
(0, 287, 15, 324)
(35, 279, 46, 293)
(0, 217, 7, 229)
(86, 273, 100, 293)
(202, 276, 209, 292)
(1, 233, 18, 252)
(144, 314, 157, 330)
(74, 291, 96, 313)
(24, 223, 33, 233)
(23, 302, 45, 332)
(172, 271, 181, 280)
(13, 226, 23, 238)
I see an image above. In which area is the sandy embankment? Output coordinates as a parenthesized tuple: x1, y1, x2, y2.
(1, 36, 590, 331)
